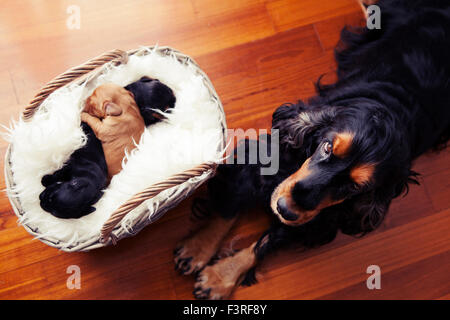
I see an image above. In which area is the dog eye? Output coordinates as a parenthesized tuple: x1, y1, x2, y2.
(323, 141, 332, 155)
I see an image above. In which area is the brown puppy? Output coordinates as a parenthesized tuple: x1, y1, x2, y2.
(81, 83, 145, 179)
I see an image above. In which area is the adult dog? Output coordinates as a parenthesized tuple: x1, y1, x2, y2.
(174, 0, 450, 299)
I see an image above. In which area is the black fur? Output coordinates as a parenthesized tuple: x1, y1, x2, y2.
(205, 0, 450, 284)
(125, 76, 176, 126)
(39, 122, 108, 219)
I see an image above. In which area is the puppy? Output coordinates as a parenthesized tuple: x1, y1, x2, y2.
(81, 83, 145, 178)
(39, 122, 108, 219)
(125, 76, 176, 126)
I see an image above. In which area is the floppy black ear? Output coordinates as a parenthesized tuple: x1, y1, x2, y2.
(338, 168, 416, 236)
(272, 102, 336, 149)
(87, 206, 96, 214)
(337, 189, 391, 236)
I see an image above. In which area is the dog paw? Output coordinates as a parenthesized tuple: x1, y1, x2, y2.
(174, 237, 215, 275)
(174, 216, 237, 276)
(192, 243, 257, 300)
(193, 264, 235, 300)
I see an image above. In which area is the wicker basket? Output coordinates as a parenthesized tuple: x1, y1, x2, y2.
(4, 46, 227, 252)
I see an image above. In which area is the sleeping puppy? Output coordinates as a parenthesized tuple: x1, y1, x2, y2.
(39, 122, 108, 219)
(81, 83, 146, 178)
(125, 76, 176, 126)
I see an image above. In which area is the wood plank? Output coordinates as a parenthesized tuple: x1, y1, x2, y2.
(196, 25, 332, 131)
(314, 10, 366, 51)
(318, 250, 450, 300)
(438, 293, 450, 300)
(423, 168, 450, 212)
(0, 197, 192, 274)
(233, 209, 450, 299)
(2, 0, 275, 106)
(191, 0, 266, 18)
(412, 148, 450, 177)
(0, 0, 448, 300)
(0, 71, 18, 108)
(266, 0, 361, 32)
(384, 181, 435, 229)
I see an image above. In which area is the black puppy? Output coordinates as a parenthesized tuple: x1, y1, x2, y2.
(125, 76, 176, 126)
(39, 122, 108, 219)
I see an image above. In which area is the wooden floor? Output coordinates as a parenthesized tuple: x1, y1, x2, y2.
(0, 0, 448, 300)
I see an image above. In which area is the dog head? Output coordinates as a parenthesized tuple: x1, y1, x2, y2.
(270, 101, 413, 229)
(85, 83, 138, 119)
(124, 76, 176, 126)
(39, 177, 100, 219)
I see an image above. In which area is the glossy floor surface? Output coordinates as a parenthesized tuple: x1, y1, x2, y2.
(0, 0, 448, 299)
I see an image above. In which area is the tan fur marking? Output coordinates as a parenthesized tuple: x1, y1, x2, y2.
(332, 132, 354, 158)
(350, 163, 375, 185)
(277, 158, 312, 198)
(174, 216, 236, 275)
(269, 158, 312, 221)
(274, 196, 345, 227)
(194, 242, 257, 299)
(270, 157, 346, 226)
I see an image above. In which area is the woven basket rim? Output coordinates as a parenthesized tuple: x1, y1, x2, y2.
(4, 45, 227, 252)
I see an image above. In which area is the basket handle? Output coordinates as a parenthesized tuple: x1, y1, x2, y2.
(100, 162, 217, 244)
(22, 49, 128, 121)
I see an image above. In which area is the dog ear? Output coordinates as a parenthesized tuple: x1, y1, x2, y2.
(86, 206, 96, 214)
(338, 165, 414, 236)
(272, 103, 305, 148)
(105, 102, 123, 116)
(337, 188, 391, 236)
(84, 96, 94, 113)
(272, 103, 336, 149)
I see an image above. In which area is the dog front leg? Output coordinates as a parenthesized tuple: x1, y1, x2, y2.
(192, 223, 300, 299)
(193, 241, 257, 300)
(174, 215, 237, 275)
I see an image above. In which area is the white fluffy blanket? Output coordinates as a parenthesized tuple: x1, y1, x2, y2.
(4, 47, 224, 248)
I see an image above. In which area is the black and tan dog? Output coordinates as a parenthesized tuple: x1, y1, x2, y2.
(174, 0, 450, 299)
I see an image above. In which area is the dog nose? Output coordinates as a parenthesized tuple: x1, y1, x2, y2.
(276, 197, 298, 221)
(292, 182, 317, 211)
